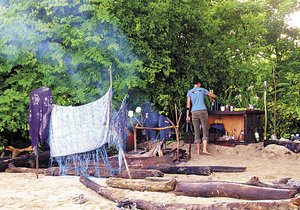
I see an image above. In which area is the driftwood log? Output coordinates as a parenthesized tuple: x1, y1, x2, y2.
(264, 140, 300, 153)
(0, 152, 173, 174)
(5, 163, 50, 174)
(0, 150, 50, 172)
(98, 155, 174, 169)
(146, 165, 246, 176)
(80, 176, 299, 210)
(6, 163, 165, 179)
(146, 166, 212, 176)
(116, 169, 164, 179)
(245, 176, 300, 192)
(79, 176, 120, 202)
(106, 177, 177, 192)
(210, 166, 247, 173)
(5, 145, 33, 158)
(174, 181, 298, 200)
(105, 176, 299, 200)
(144, 176, 300, 193)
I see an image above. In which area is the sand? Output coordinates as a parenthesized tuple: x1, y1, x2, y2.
(0, 142, 299, 210)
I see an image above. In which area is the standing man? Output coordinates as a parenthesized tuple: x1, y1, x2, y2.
(186, 76, 217, 155)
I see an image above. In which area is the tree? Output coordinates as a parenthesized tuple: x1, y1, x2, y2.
(0, 0, 143, 146)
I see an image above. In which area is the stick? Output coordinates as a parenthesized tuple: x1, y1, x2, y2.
(272, 64, 277, 135)
(264, 83, 267, 140)
(80, 176, 120, 202)
(36, 155, 39, 179)
(109, 66, 112, 88)
(120, 148, 132, 179)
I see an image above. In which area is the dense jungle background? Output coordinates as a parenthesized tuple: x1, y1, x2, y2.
(0, 0, 299, 149)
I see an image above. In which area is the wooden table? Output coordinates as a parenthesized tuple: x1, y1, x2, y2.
(208, 110, 264, 143)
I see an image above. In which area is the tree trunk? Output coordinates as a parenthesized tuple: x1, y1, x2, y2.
(80, 176, 298, 210)
(6, 163, 165, 179)
(106, 177, 177, 192)
(174, 181, 298, 200)
(245, 176, 300, 192)
(116, 169, 164, 179)
(0, 151, 50, 172)
(146, 166, 212, 176)
(123, 199, 298, 210)
(79, 176, 120, 202)
(100, 155, 174, 169)
(210, 166, 246, 172)
(146, 165, 247, 175)
(0, 151, 173, 174)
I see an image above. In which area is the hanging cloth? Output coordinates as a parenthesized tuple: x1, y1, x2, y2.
(49, 88, 112, 157)
(28, 87, 53, 155)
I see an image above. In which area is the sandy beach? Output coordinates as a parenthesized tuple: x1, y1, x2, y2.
(0, 142, 299, 210)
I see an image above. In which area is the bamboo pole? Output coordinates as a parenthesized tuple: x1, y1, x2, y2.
(133, 126, 137, 152)
(109, 66, 131, 179)
(263, 81, 268, 140)
(272, 64, 277, 136)
(109, 66, 112, 88)
(119, 147, 132, 179)
(35, 155, 39, 179)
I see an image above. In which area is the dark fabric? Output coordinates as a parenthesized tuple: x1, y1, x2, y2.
(144, 111, 159, 141)
(28, 87, 53, 155)
(209, 123, 225, 135)
(158, 115, 171, 141)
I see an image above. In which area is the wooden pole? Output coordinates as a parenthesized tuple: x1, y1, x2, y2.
(264, 81, 267, 140)
(35, 155, 39, 179)
(119, 148, 132, 179)
(109, 66, 112, 88)
(272, 64, 277, 136)
(133, 126, 137, 152)
(110, 66, 131, 179)
(35, 140, 39, 179)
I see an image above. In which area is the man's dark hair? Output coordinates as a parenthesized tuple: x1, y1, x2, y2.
(193, 76, 201, 84)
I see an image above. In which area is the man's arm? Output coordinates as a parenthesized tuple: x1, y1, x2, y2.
(186, 96, 191, 123)
(207, 92, 217, 101)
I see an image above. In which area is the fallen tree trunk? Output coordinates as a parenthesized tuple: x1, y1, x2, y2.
(99, 155, 174, 169)
(118, 199, 299, 210)
(0, 152, 173, 175)
(6, 163, 164, 179)
(106, 177, 177, 192)
(79, 176, 120, 202)
(80, 176, 299, 210)
(6, 163, 48, 174)
(116, 169, 164, 179)
(174, 181, 298, 200)
(146, 166, 212, 176)
(146, 165, 247, 176)
(0, 151, 50, 172)
(210, 166, 246, 173)
(245, 176, 300, 192)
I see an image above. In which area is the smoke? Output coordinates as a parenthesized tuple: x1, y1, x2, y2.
(0, 0, 142, 105)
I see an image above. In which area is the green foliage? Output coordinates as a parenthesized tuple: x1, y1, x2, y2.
(0, 0, 300, 147)
(268, 70, 300, 138)
(0, 0, 144, 145)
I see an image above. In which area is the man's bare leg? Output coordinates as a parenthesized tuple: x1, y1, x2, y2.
(202, 140, 211, 155)
(195, 143, 201, 155)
